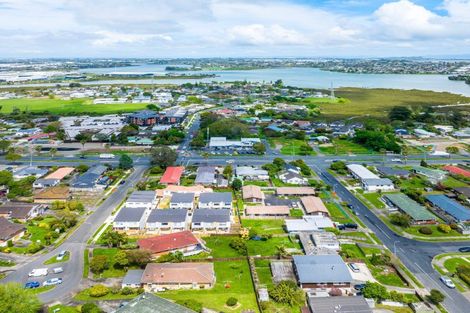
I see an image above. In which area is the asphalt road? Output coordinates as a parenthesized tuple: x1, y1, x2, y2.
(311, 164, 470, 313)
(2, 166, 147, 303)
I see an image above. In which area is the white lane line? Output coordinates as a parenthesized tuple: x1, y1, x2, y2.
(414, 262, 455, 301)
(376, 226, 391, 239)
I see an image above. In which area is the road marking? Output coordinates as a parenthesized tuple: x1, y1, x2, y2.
(376, 225, 391, 239)
(414, 262, 455, 301)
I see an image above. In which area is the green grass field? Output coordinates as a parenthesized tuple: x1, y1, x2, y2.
(443, 257, 470, 273)
(442, 177, 468, 189)
(0, 98, 148, 115)
(161, 260, 259, 313)
(241, 219, 286, 235)
(362, 192, 385, 209)
(319, 139, 375, 155)
(404, 225, 463, 238)
(325, 202, 353, 224)
(44, 251, 70, 265)
(273, 138, 316, 156)
(317, 88, 470, 120)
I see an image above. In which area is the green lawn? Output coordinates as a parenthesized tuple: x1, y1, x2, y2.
(317, 88, 470, 120)
(404, 225, 463, 238)
(244, 180, 269, 187)
(246, 237, 301, 256)
(203, 236, 245, 258)
(29, 285, 55, 295)
(443, 257, 470, 273)
(319, 139, 374, 155)
(161, 261, 259, 313)
(0, 98, 148, 115)
(48, 305, 80, 313)
(274, 139, 316, 156)
(44, 251, 70, 265)
(362, 193, 385, 209)
(26, 217, 59, 244)
(442, 177, 468, 189)
(325, 202, 353, 224)
(241, 219, 286, 235)
(397, 176, 428, 189)
(92, 248, 134, 278)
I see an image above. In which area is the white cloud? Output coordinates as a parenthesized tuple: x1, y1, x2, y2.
(228, 24, 307, 46)
(92, 31, 171, 47)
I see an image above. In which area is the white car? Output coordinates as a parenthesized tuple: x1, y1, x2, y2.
(43, 278, 63, 286)
(52, 267, 63, 274)
(391, 158, 403, 162)
(28, 268, 48, 277)
(440, 276, 455, 288)
(56, 250, 68, 261)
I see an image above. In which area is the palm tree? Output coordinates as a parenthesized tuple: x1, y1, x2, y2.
(49, 148, 57, 158)
(276, 245, 288, 259)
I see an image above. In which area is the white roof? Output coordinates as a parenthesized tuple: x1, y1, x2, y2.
(285, 215, 334, 232)
(347, 164, 379, 180)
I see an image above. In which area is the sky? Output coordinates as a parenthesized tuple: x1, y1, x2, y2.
(0, 0, 469, 58)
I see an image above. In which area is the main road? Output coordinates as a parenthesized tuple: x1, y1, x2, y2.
(2, 166, 147, 303)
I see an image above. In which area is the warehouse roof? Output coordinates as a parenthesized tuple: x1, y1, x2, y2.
(385, 193, 436, 221)
(426, 194, 470, 222)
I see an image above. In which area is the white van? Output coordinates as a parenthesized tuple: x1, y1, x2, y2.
(28, 268, 48, 277)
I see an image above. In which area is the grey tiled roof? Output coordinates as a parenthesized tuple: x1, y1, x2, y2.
(192, 209, 230, 223)
(122, 269, 144, 286)
(199, 192, 232, 204)
(114, 207, 147, 223)
(127, 190, 156, 203)
(170, 192, 195, 203)
(115, 293, 195, 313)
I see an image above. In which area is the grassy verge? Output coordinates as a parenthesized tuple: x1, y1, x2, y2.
(83, 249, 89, 279)
(44, 252, 70, 265)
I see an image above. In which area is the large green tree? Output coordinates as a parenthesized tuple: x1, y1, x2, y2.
(119, 154, 133, 170)
(150, 146, 177, 168)
(269, 280, 305, 306)
(0, 283, 42, 313)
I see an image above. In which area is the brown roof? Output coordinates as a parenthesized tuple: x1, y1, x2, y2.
(156, 185, 213, 197)
(138, 231, 200, 254)
(301, 196, 329, 215)
(0, 202, 41, 219)
(45, 167, 75, 180)
(246, 205, 290, 216)
(276, 187, 315, 196)
(0, 217, 25, 241)
(34, 186, 70, 200)
(242, 185, 264, 200)
(142, 263, 215, 285)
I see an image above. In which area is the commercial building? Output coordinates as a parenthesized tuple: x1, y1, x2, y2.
(384, 193, 436, 224)
(209, 137, 261, 153)
(347, 164, 394, 192)
(127, 110, 159, 126)
(426, 194, 470, 222)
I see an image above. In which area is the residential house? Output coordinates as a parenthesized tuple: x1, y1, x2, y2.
(411, 166, 447, 184)
(308, 296, 372, 313)
(311, 231, 340, 251)
(276, 187, 316, 197)
(245, 205, 290, 218)
(114, 292, 195, 313)
(0, 217, 26, 246)
(376, 166, 409, 178)
(170, 193, 195, 210)
(138, 231, 204, 257)
(125, 191, 158, 209)
(13, 166, 48, 180)
(34, 186, 70, 203)
(146, 209, 189, 233)
(347, 164, 394, 192)
(195, 166, 216, 185)
(160, 166, 184, 185)
(113, 207, 150, 233)
(141, 263, 215, 291)
(242, 185, 264, 203)
(235, 166, 269, 181)
(156, 185, 213, 198)
(443, 165, 470, 178)
(293, 255, 353, 291)
(384, 193, 436, 224)
(209, 137, 261, 153)
(70, 165, 107, 191)
(192, 209, 231, 233)
(199, 192, 232, 210)
(278, 171, 308, 185)
(121, 269, 144, 289)
(285, 215, 334, 233)
(33, 178, 59, 189)
(44, 167, 74, 181)
(300, 196, 329, 216)
(426, 194, 470, 223)
(0, 202, 45, 222)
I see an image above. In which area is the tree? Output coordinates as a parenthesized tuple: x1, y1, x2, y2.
(362, 282, 388, 301)
(253, 142, 266, 155)
(125, 250, 152, 267)
(0, 170, 12, 185)
(5, 150, 21, 162)
(438, 224, 451, 234)
(428, 289, 445, 305)
(119, 154, 133, 170)
(273, 157, 285, 168)
(276, 245, 289, 258)
(76, 164, 90, 173)
(223, 164, 233, 179)
(0, 140, 11, 154)
(150, 146, 177, 168)
(101, 230, 128, 248)
(269, 280, 305, 306)
(330, 161, 348, 174)
(49, 147, 57, 158)
(90, 255, 109, 274)
(389, 106, 412, 121)
(389, 213, 411, 228)
(420, 159, 428, 167)
(34, 145, 42, 155)
(446, 146, 459, 154)
(226, 297, 238, 307)
(114, 250, 129, 268)
(0, 282, 42, 313)
(232, 178, 242, 191)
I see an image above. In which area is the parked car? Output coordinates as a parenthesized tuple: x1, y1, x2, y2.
(56, 250, 68, 261)
(440, 276, 455, 288)
(348, 263, 360, 273)
(120, 180, 126, 185)
(52, 267, 64, 274)
(24, 281, 40, 289)
(43, 278, 63, 286)
(458, 247, 470, 253)
(28, 268, 48, 277)
(344, 223, 358, 229)
(354, 283, 366, 290)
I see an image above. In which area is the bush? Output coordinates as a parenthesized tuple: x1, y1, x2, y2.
(419, 226, 433, 235)
(269, 280, 305, 306)
(437, 224, 451, 233)
(90, 255, 109, 274)
(229, 238, 247, 255)
(120, 287, 134, 295)
(175, 299, 203, 313)
(427, 289, 445, 304)
(226, 297, 238, 307)
(88, 284, 109, 298)
(390, 213, 411, 228)
(27, 242, 44, 254)
(369, 253, 391, 266)
(81, 303, 103, 313)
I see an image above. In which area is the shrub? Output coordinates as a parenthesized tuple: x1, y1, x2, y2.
(110, 285, 121, 294)
(419, 226, 433, 235)
(27, 242, 44, 254)
(226, 297, 238, 307)
(120, 287, 134, 295)
(390, 213, 411, 228)
(369, 253, 391, 266)
(88, 284, 109, 297)
(437, 224, 451, 234)
(90, 255, 109, 273)
(450, 223, 459, 230)
(269, 280, 305, 306)
(229, 238, 247, 255)
(427, 289, 445, 304)
(81, 303, 103, 313)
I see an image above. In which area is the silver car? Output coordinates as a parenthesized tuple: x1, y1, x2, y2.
(440, 276, 455, 288)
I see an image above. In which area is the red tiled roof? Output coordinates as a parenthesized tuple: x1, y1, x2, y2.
(138, 230, 199, 254)
(443, 165, 470, 178)
(160, 166, 184, 184)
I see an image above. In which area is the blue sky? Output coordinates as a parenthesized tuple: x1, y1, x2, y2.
(0, 0, 469, 58)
